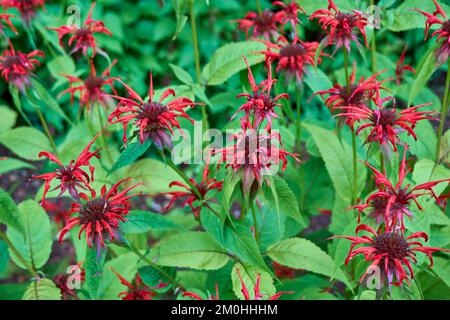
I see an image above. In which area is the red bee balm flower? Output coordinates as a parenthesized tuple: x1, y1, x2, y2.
(333, 224, 450, 286)
(309, 0, 368, 52)
(33, 134, 100, 203)
(60, 59, 118, 110)
(1, 0, 45, 25)
(49, 2, 112, 57)
(415, 0, 450, 64)
(0, 14, 17, 35)
(262, 35, 319, 82)
(236, 269, 293, 300)
(0, 42, 44, 91)
(395, 47, 416, 85)
(232, 57, 289, 131)
(108, 73, 197, 149)
(273, 1, 305, 30)
(235, 9, 284, 40)
(113, 271, 167, 300)
(356, 148, 450, 231)
(59, 179, 141, 248)
(163, 165, 223, 218)
(337, 95, 436, 153)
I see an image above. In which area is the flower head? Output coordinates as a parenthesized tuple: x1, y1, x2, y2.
(415, 0, 450, 64)
(0, 13, 17, 35)
(59, 179, 141, 248)
(232, 57, 289, 131)
(357, 147, 450, 231)
(236, 268, 293, 300)
(395, 47, 416, 85)
(113, 270, 167, 300)
(309, 0, 368, 53)
(42, 199, 72, 228)
(0, 41, 44, 91)
(49, 2, 112, 57)
(1, 0, 45, 26)
(163, 165, 223, 219)
(33, 134, 101, 203)
(262, 35, 319, 82)
(60, 59, 118, 110)
(235, 8, 284, 40)
(54, 262, 85, 300)
(273, 0, 305, 30)
(333, 224, 450, 287)
(108, 73, 197, 149)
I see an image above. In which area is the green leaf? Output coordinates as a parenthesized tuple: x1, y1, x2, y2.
(0, 106, 17, 134)
(202, 41, 265, 86)
(7, 200, 52, 270)
(413, 159, 450, 196)
(22, 279, 61, 300)
(0, 158, 35, 174)
(169, 64, 194, 85)
(0, 187, 21, 231)
(231, 263, 275, 300)
(84, 246, 107, 300)
(172, 0, 189, 39)
(432, 257, 450, 289)
(222, 171, 241, 218)
(120, 210, 184, 234)
(0, 127, 51, 161)
(267, 238, 350, 287)
(151, 232, 230, 270)
(9, 85, 31, 126)
(305, 64, 332, 95)
(47, 55, 76, 80)
(109, 140, 151, 174)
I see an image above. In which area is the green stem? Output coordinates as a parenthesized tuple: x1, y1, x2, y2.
(35, 107, 58, 154)
(95, 106, 114, 168)
(343, 48, 350, 93)
(0, 230, 36, 276)
(351, 128, 357, 203)
(256, 0, 263, 15)
(435, 59, 450, 163)
(250, 201, 259, 243)
(189, 0, 208, 132)
(380, 151, 385, 173)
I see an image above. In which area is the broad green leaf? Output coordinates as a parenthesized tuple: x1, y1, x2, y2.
(0, 187, 21, 231)
(231, 263, 275, 300)
(222, 171, 241, 218)
(9, 85, 31, 126)
(0, 106, 17, 134)
(304, 65, 333, 95)
(120, 210, 184, 234)
(0, 127, 51, 161)
(169, 64, 194, 85)
(202, 41, 265, 86)
(7, 200, 52, 270)
(405, 120, 437, 160)
(267, 238, 350, 287)
(84, 246, 107, 300)
(0, 158, 35, 174)
(432, 257, 450, 289)
(172, 0, 189, 39)
(109, 140, 151, 174)
(47, 55, 76, 80)
(413, 159, 450, 196)
(22, 279, 61, 300)
(151, 232, 229, 270)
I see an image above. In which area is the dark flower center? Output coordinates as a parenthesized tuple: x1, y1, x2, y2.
(394, 187, 411, 208)
(2, 55, 23, 69)
(254, 9, 275, 31)
(57, 166, 76, 184)
(373, 108, 397, 127)
(339, 84, 365, 104)
(442, 20, 450, 33)
(78, 198, 110, 224)
(75, 27, 91, 38)
(84, 75, 104, 91)
(374, 232, 411, 261)
(136, 102, 168, 128)
(252, 93, 275, 112)
(280, 43, 307, 57)
(370, 196, 387, 215)
(335, 12, 358, 31)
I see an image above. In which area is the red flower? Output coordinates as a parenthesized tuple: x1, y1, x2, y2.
(183, 284, 220, 300)
(42, 199, 72, 228)
(108, 73, 197, 149)
(415, 0, 450, 64)
(232, 57, 289, 131)
(211, 129, 299, 194)
(262, 35, 319, 82)
(337, 94, 436, 153)
(236, 268, 292, 300)
(333, 224, 450, 286)
(163, 165, 223, 219)
(49, 2, 112, 57)
(0, 41, 44, 91)
(60, 59, 118, 110)
(357, 147, 450, 231)
(0, 13, 17, 35)
(1, 0, 45, 26)
(273, 0, 305, 30)
(59, 179, 141, 248)
(395, 47, 416, 85)
(309, 0, 368, 53)
(54, 262, 85, 300)
(235, 9, 284, 40)
(112, 270, 167, 300)
(311, 64, 387, 128)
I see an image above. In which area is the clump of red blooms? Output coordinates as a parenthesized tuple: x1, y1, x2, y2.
(0, 13, 17, 35)
(0, 41, 44, 91)
(262, 35, 320, 83)
(338, 94, 436, 154)
(163, 165, 223, 219)
(108, 73, 198, 149)
(395, 47, 416, 85)
(273, 1, 305, 30)
(53, 262, 85, 300)
(415, 0, 450, 64)
(1, 0, 45, 26)
(311, 64, 388, 128)
(49, 2, 112, 57)
(232, 57, 289, 131)
(112, 270, 168, 300)
(32, 134, 101, 203)
(332, 224, 450, 286)
(235, 8, 284, 40)
(354, 148, 450, 231)
(310, 0, 368, 53)
(60, 59, 119, 110)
